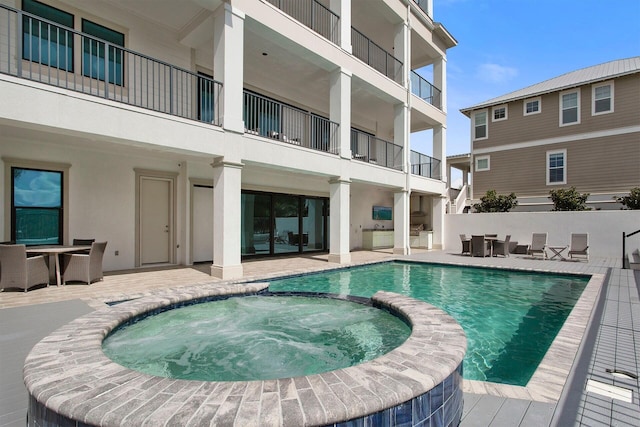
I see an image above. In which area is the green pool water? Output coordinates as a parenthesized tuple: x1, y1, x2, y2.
(102, 295, 411, 381)
(267, 262, 589, 386)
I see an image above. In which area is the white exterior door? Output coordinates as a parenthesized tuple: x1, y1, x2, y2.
(192, 185, 213, 263)
(140, 177, 172, 264)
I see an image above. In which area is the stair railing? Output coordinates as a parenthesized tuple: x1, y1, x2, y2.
(622, 228, 640, 269)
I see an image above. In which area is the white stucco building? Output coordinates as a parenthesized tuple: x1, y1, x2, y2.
(0, 0, 455, 279)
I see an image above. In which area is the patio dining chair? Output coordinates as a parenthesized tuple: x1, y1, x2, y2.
(529, 233, 547, 259)
(492, 235, 511, 257)
(460, 234, 471, 255)
(61, 242, 107, 285)
(471, 235, 490, 257)
(568, 233, 589, 261)
(72, 238, 95, 254)
(0, 244, 50, 292)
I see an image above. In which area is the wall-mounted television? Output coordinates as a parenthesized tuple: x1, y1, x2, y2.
(372, 205, 392, 221)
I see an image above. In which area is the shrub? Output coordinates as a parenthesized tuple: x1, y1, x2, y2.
(549, 187, 590, 211)
(615, 187, 640, 210)
(473, 190, 518, 213)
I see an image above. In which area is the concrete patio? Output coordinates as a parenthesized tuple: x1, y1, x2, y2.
(1, 249, 638, 426)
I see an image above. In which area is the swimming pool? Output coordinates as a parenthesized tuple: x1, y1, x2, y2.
(267, 261, 589, 386)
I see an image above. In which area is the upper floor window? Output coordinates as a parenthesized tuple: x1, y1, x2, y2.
(492, 105, 507, 122)
(475, 155, 490, 172)
(524, 97, 541, 116)
(82, 19, 125, 85)
(22, 0, 74, 71)
(473, 111, 488, 140)
(547, 149, 566, 185)
(560, 90, 580, 126)
(592, 81, 614, 115)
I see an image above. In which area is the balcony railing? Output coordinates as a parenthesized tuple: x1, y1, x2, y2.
(351, 129, 403, 171)
(412, 0, 430, 16)
(244, 91, 339, 155)
(410, 150, 441, 179)
(0, 5, 222, 125)
(351, 28, 403, 84)
(411, 71, 441, 109)
(265, 0, 340, 45)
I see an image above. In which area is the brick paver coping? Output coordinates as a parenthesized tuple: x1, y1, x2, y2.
(24, 282, 466, 426)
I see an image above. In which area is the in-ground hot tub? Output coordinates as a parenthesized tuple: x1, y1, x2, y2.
(24, 283, 466, 426)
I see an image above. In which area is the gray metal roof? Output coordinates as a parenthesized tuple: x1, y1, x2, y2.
(460, 56, 640, 115)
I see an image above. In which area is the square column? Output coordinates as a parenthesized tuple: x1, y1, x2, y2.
(210, 158, 243, 279)
(433, 125, 446, 181)
(432, 195, 446, 250)
(328, 178, 351, 264)
(330, 68, 352, 159)
(331, 0, 352, 53)
(214, 4, 245, 134)
(393, 190, 409, 255)
(433, 57, 447, 113)
(394, 102, 409, 172)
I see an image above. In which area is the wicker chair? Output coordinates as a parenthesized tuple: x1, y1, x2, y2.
(0, 244, 50, 292)
(492, 235, 511, 257)
(471, 235, 490, 257)
(459, 234, 471, 255)
(72, 238, 95, 254)
(61, 242, 107, 285)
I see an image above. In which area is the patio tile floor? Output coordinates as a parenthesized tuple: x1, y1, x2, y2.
(1, 249, 638, 426)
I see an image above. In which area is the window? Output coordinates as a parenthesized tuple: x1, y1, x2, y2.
(473, 111, 488, 140)
(592, 82, 613, 115)
(492, 105, 507, 121)
(22, 0, 74, 71)
(475, 155, 490, 171)
(11, 167, 63, 245)
(82, 19, 125, 85)
(547, 150, 566, 185)
(524, 97, 541, 115)
(560, 90, 580, 126)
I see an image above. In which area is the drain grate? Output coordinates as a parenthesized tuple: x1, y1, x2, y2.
(585, 379, 633, 403)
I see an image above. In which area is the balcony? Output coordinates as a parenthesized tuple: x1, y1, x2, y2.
(0, 4, 222, 125)
(351, 129, 403, 171)
(351, 28, 402, 84)
(411, 71, 441, 109)
(411, 150, 441, 179)
(265, 0, 340, 45)
(244, 91, 339, 155)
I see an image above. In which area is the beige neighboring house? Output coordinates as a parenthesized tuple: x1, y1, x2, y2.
(460, 57, 640, 211)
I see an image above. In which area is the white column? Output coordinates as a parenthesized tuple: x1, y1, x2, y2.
(394, 102, 409, 172)
(331, 0, 351, 53)
(394, 19, 409, 87)
(393, 190, 409, 255)
(433, 56, 447, 112)
(433, 124, 446, 182)
(213, 4, 245, 134)
(210, 158, 243, 279)
(328, 178, 351, 264)
(432, 195, 446, 250)
(330, 68, 352, 159)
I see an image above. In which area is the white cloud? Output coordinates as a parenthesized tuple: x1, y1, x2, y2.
(476, 63, 518, 84)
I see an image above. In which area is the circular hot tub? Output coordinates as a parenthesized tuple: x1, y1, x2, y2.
(24, 282, 466, 426)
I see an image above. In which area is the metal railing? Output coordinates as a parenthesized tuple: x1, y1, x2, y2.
(622, 228, 640, 269)
(350, 129, 403, 171)
(351, 27, 403, 84)
(0, 5, 222, 125)
(265, 0, 340, 45)
(412, 0, 430, 15)
(410, 150, 441, 179)
(244, 91, 339, 154)
(411, 71, 441, 109)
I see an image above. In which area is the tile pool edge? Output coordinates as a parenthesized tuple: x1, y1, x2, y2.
(24, 282, 467, 426)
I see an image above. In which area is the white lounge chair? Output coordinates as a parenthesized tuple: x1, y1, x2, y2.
(529, 233, 547, 259)
(568, 233, 589, 261)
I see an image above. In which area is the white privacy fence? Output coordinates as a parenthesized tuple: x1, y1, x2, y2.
(445, 210, 640, 260)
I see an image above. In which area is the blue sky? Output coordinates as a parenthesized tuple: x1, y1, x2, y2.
(417, 0, 640, 158)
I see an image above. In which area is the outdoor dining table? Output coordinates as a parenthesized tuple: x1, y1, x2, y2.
(25, 245, 91, 286)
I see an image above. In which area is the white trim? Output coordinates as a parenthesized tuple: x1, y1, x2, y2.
(473, 125, 640, 154)
(492, 104, 508, 122)
(472, 110, 488, 141)
(523, 97, 541, 116)
(592, 80, 614, 116)
(474, 155, 490, 172)
(559, 88, 580, 126)
(546, 149, 567, 185)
